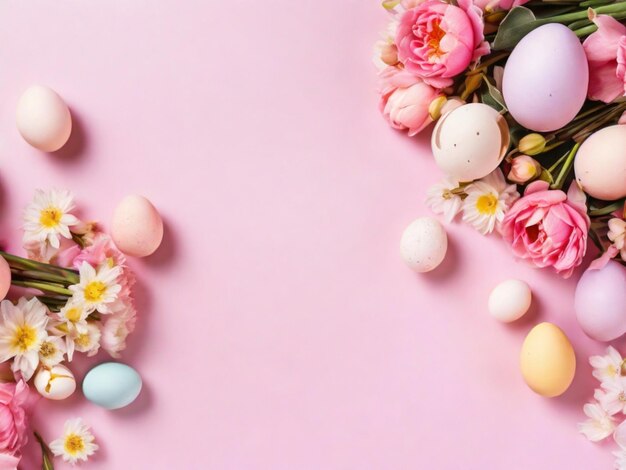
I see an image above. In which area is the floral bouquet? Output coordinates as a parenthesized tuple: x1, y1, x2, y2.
(0, 188, 137, 467)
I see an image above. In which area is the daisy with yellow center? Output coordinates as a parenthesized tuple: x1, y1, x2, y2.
(49, 418, 98, 465)
(0, 297, 49, 380)
(39, 335, 66, 367)
(70, 262, 122, 314)
(72, 322, 101, 357)
(23, 189, 79, 249)
(462, 169, 519, 235)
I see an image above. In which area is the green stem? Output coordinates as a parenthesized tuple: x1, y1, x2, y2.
(11, 279, 72, 296)
(589, 200, 626, 217)
(551, 142, 581, 190)
(0, 251, 79, 284)
(34, 431, 55, 470)
(10, 269, 73, 285)
(547, 151, 570, 173)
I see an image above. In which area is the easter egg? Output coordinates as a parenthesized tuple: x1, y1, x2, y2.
(16, 85, 72, 152)
(574, 125, 626, 200)
(520, 322, 576, 397)
(0, 257, 11, 301)
(82, 362, 142, 410)
(502, 24, 588, 132)
(575, 261, 626, 342)
(488, 279, 532, 322)
(112, 195, 163, 257)
(431, 103, 509, 182)
(34, 365, 76, 400)
(400, 217, 447, 273)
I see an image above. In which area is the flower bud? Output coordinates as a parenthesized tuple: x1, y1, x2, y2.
(380, 43, 398, 66)
(518, 133, 546, 156)
(428, 96, 465, 120)
(507, 155, 542, 184)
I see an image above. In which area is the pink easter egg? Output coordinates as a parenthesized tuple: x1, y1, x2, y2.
(575, 261, 626, 342)
(112, 195, 163, 258)
(0, 257, 11, 300)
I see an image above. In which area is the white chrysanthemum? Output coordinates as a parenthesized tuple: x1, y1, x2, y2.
(69, 262, 122, 314)
(590, 346, 624, 383)
(23, 189, 79, 250)
(50, 418, 98, 465)
(426, 177, 463, 223)
(462, 169, 519, 234)
(72, 322, 101, 357)
(0, 297, 49, 380)
(578, 402, 616, 442)
(608, 218, 626, 262)
(372, 18, 399, 71)
(39, 335, 66, 367)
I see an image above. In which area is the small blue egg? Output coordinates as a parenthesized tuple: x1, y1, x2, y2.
(82, 362, 142, 410)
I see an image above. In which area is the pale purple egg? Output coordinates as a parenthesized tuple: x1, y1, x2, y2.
(575, 261, 626, 342)
(503, 24, 589, 132)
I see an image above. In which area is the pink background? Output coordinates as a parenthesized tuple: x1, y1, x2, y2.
(0, 1, 618, 468)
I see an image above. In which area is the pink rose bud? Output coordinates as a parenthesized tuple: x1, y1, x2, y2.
(508, 155, 542, 184)
(380, 43, 399, 66)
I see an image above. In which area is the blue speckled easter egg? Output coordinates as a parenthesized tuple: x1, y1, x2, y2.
(82, 362, 142, 410)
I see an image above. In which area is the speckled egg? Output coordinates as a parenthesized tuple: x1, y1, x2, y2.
(83, 362, 142, 410)
(16, 85, 72, 152)
(575, 261, 626, 342)
(488, 279, 532, 322)
(34, 364, 76, 400)
(431, 103, 510, 182)
(400, 217, 447, 273)
(112, 195, 163, 257)
(520, 322, 576, 397)
(574, 125, 626, 200)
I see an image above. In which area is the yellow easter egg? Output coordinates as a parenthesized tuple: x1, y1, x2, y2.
(520, 322, 576, 398)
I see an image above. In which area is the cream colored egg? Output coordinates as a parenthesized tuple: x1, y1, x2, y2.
(432, 103, 510, 182)
(112, 195, 163, 257)
(488, 279, 532, 322)
(574, 125, 626, 200)
(520, 322, 576, 398)
(34, 365, 76, 400)
(16, 85, 72, 152)
(400, 217, 447, 273)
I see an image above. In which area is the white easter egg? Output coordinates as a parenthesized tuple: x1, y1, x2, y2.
(431, 103, 510, 182)
(400, 217, 447, 273)
(488, 279, 532, 322)
(16, 85, 72, 152)
(112, 195, 163, 257)
(34, 364, 76, 400)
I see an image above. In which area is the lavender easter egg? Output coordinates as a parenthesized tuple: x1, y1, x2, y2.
(503, 24, 588, 132)
(575, 261, 626, 342)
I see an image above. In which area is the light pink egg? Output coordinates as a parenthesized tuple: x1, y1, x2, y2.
(0, 257, 11, 301)
(112, 195, 163, 258)
(16, 85, 72, 152)
(575, 261, 626, 342)
(574, 125, 626, 200)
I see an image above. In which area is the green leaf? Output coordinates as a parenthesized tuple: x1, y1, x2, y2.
(492, 7, 540, 51)
(482, 76, 507, 112)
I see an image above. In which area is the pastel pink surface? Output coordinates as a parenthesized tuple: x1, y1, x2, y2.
(0, 1, 615, 468)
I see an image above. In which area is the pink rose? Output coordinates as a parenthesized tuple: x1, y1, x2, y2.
(0, 381, 32, 466)
(501, 181, 589, 278)
(395, 0, 490, 88)
(583, 14, 626, 103)
(379, 66, 442, 135)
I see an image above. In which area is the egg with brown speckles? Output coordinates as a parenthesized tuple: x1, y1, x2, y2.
(400, 217, 447, 273)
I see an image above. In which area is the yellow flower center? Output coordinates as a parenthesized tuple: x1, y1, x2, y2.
(65, 307, 82, 323)
(64, 434, 85, 455)
(427, 20, 446, 59)
(12, 325, 37, 352)
(39, 207, 63, 228)
(40, 341, 56, 358)
(84, 281, 106, 303)
(476, 194, 498, 215)
(75, 333, 90, 348)
(608, 365, 618, 377)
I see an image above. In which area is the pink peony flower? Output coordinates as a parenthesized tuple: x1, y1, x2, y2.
(582, 14, 626, 103)
(0, 381, 32, 466)
(379, 66, 442, 135)
(395, 0, 490, 88)
(501, 181, 590, 278)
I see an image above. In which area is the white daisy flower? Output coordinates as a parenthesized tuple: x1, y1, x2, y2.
(462, 169, 519, 235)
(578, 402, 616, 441)
(608, 218, 626, 262)
(0, 297, 49, 380)
(50, 418, 98, 465)
(590, 346, 624, 383)
(595, 377, 626, 415)
(72, 322, 101, 357)
(39, 335, 66, 367)
(69, 262, 122, 314)
(426, 177, 464, 223)
(23, 189, 79, 250)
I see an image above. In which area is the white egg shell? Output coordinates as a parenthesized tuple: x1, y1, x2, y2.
(502, 24, 588, 132)
(574, 125, 626, 200)
(34, 365, 76, 400)
(112, 195, 163, 257)
(488, 279, 532, 322)
(16, 85, 72, 152)
(400, 217, 447, 273)
(432, 103, 509, 182)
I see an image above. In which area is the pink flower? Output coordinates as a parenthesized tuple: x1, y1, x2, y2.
(0, 381, 32, 465)
(472, 0, 529, 12)
(379, 66, 442, 135)
(101, 301, 137, 358)
(501, 181, 590, 278)
(395, 0, 490, 88)
(582, 14, 626, 103)
(507, 155, 541, 184)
